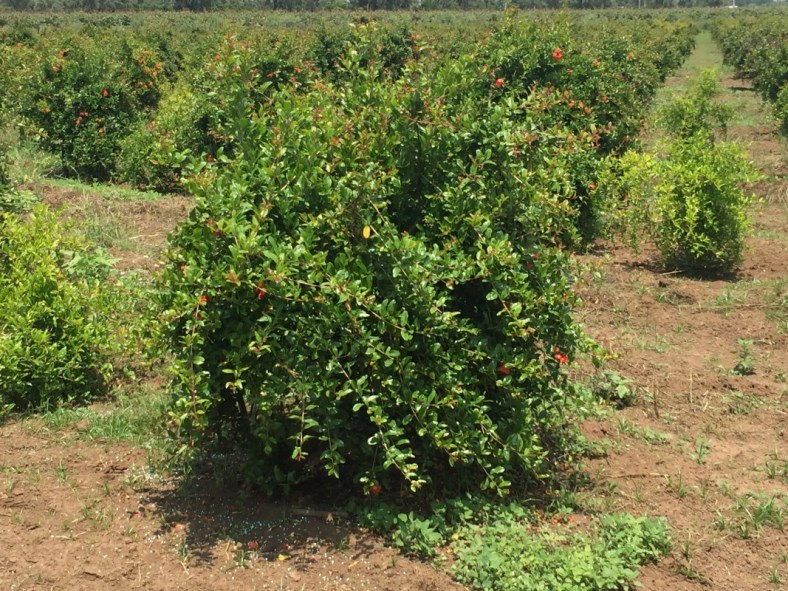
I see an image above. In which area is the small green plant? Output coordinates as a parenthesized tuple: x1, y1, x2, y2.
(734, 493, 787, 539)
(763, 460, 788, 484)
(724, 390, 760, 414)
(590, 370, 636, 408)
(641, 427, 671, 446)
(767, 566, 783, 587)
(667, 472, 689, 499)
(692, 437, 710, 465)
(55, 460, 70, 485)
(731, 339, 756, 376)
(451, 513, 671, 591)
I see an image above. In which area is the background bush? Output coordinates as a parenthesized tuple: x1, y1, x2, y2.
(0, 206, 116, 410)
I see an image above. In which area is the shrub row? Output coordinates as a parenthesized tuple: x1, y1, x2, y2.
(712, 10, 788, 135)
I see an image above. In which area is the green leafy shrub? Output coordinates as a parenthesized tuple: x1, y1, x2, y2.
(0, 206, 115, 411)
(618, 134, 756, 274)
(658, 69, 733, 140)
(713, 13, 787, 136)
(451, 513, 671, 591)
(151, 16, 693, 495)
(158, 24, 595, 497)
(22, 38, 164, 180)
(117, 34, 309, 191)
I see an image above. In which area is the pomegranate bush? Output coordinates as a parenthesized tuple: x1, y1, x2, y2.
(157, 19, 692, 495)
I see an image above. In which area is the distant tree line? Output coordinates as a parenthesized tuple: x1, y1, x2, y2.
(0, 0, 776, 11)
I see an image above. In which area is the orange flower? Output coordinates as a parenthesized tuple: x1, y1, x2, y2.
(199, 295, 209, 306)
(369, 484, 382, 496)
(98, 127, 105, 134)
(102, 88, 109, 97)
(552, 47, 563, 61)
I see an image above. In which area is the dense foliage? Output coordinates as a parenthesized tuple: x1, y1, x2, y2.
(0, 207, 115, 410)
(0, 8, 697, 493)
(611, 71, 756, 274)
(146, 15, 694, 494)
(713, 9, 788, 135)
(452, 513, 671, 591)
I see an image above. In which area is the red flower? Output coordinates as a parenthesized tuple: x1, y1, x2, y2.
(497, 363, 511, 376)
(102, 88, 109, 97)
(369, 484, 382, 496)
(495, 78, 504, 89)
(199, 295, 209, 306)
(553, 346, 569, 365)
(552, 47, 563, 61)
(256, 282, 267, 300)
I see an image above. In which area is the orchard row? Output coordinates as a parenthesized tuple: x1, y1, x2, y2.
(0, 12, 701, 494)
(712, 9, 788, 135)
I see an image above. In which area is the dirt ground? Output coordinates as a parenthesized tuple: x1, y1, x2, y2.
(573, 64, 787, 590)
(2, 39, 786, 591)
